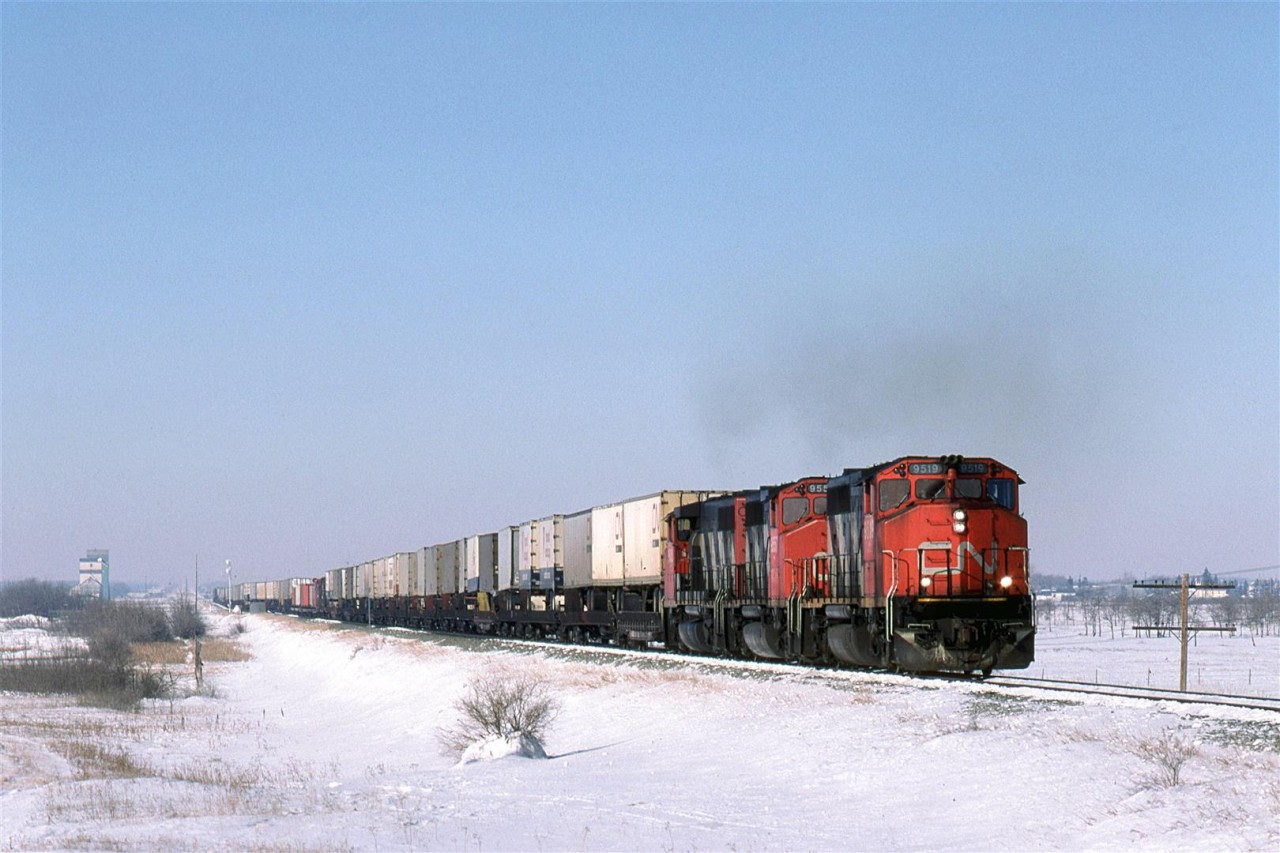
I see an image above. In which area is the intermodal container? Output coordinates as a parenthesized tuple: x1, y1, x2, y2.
(437, 540, 462, 596)
(497, 527, 518, 592)
(538, 514, 564, 590)
(563, 509, 592, 589)
(518, 519, 540, 590)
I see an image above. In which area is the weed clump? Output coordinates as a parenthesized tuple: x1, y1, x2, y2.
(1135, 729, 1199, 788)
(437, 672, 561, 758)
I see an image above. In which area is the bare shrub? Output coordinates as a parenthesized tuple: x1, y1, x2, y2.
(0, 653, 170, 706)
(69, 600, 171, 645)
(88, 626, 135, 675)
(1135, 729, 1199, 788)
(169, 597, 206, 640)
(437, 672, 561, 757)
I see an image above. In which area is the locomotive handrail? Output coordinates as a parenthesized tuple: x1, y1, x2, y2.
(915, 542, 952, 596)
(884, 549, 898, 647)
(1010, 545, 1031, 623)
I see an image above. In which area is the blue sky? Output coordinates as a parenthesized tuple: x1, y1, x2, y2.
(3, 3, 1276, 588)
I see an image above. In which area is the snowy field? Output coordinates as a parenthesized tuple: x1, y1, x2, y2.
(1033, 618, 1279, 698)
(2, 610, 1278, 852)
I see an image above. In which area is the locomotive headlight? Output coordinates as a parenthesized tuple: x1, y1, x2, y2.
(1000, 575, 1013, 589)
(920, 576, 932, 589)
(951, 509, 967, 534)
(952, 509, 967, 522)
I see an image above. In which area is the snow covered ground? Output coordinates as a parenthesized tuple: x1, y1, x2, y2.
(1033, 617, 1279, 698)
(2, 610, 1278, 852)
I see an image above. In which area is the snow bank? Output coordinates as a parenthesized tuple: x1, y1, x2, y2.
(0, 615, 52, 630)
(0, 615, 83, 661)
(457, 733, 548, 765)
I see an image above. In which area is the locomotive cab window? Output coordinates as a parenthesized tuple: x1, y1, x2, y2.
(813, 496, 827, 515)
(781, 497, 808, 526)
(675, 517, 694, 542)
(915, 478, 947, 500)
(956, 478, 983, 499)
(987, 478, 1015, 509)
(878, 479, 909, 512)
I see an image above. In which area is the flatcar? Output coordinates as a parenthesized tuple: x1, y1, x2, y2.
(232, 455, 1034, 674)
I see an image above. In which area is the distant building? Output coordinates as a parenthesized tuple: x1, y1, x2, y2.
(73, 549, 110, 599)
(70, 575, 102, 599)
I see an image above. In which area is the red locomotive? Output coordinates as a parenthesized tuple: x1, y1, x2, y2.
(666, 456, 1034, 674)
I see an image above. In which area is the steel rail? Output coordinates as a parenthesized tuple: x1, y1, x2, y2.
(979, 674, 1280, 713)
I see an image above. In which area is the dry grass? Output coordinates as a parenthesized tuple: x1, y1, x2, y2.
(243, 842, 355, 853)
(168, 758, 268, 787)
(132, 641, 189, 665)
(132, 637, 250, 664)
(200, 638, 252, 662)
(1065, 724, 1105, 742)
(552, 660, 730, 694)
(5, 832, 140, 852)
(39, 752, 338, 826)
(53, 738, 157, 780)
(262, 614, 332, 633)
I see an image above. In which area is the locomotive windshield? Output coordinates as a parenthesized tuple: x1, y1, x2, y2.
(914, 478, 983, 499)
(915, 479, 946, 499)
(879, 479, 909, 511)
(782, 497, 807, 525)
(987, 478, 1015, 509)
(890, 475, 1016, 508)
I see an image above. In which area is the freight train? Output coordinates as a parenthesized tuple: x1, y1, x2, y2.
(221, 455, 1035, 675)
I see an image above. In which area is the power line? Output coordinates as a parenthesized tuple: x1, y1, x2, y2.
(1214, 564, 1280, 577)
(1132, 573, 1237, 692)
(1039, 563, 1279, 586)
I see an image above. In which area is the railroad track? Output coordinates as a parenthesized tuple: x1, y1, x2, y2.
(275, 613, 1280, 713)
(979, 674, 1280, 713)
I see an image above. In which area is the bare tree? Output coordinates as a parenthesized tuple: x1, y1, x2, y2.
(1209, 596, 1240, 629)
(1035, 596, 1056, 630)
(1101, 596, 1127, 639)
(1079, 588, 1106, 637)
(169, 596, 206, 639)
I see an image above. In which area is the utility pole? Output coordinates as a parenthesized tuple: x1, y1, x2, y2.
(225, 560, 232, 610)
(1133, 573, 1237, 691)
(191, 553, 203, 688)
(1178, 573, 1188, 689)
